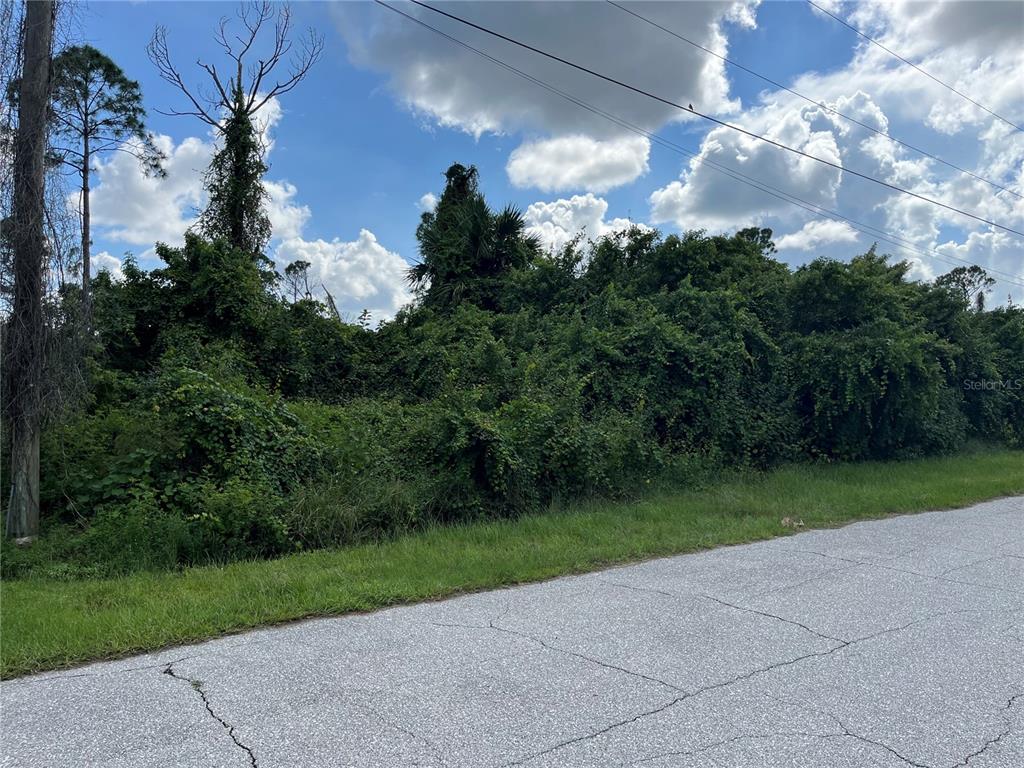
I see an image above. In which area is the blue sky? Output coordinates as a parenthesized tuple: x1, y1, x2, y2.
(78, 1, 1024, 318)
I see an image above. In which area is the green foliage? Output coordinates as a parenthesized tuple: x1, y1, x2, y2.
(17, 163, 1024, 578)
(91, 235, 364, 401)
(981, 307, 1024, 446)
(156, 367, 322, 488)
(788, 320, 963, 459)
(785, 254, 972, 459)
(936, 264, 996, 311)
(2, 483, 197, 579)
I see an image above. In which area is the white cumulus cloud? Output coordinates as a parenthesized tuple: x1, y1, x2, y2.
(524, 193, 646, 253)
(507, 135, 650, 193)
(90, 133, 211, 247)
(649, 103, 844, 233)
(776, 220, 860, 251)
(337, 1, 752, 140)
(418, 192, 438, 212)
(265, 179, 311, 241)
(274, 230, 412, 322)
(337, 0, 755, 199)
(91, 251, 124, 281)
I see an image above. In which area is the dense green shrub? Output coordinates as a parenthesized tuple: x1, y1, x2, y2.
(174, 478, 291, 562)
(1, 492, 188, 578)
(26, 365, 323, 573)
(40, 407, 179, 521)
(982, 308, 1024, 447)
(789, 320, 964, 459)
(155, 366, 322, 490)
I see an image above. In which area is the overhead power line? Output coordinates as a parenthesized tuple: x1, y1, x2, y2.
(806, 0, 1023, 133)
(402, 0, 1024, 239)
(607, 0, 1021, 200)
(375, 1, 1024, 289)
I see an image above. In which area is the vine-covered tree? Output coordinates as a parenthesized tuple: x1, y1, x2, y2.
(200, 98, 270, 261)
(146, 1, 322, 260)
(48, 44, 165, 322)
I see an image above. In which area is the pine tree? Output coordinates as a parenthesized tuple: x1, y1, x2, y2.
(48, 44, 165, 323)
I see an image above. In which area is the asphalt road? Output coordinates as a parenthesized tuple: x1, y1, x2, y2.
(3, 496, 1022, 767)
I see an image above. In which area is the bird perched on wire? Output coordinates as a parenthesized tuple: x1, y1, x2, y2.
(688, 103, 693, 110)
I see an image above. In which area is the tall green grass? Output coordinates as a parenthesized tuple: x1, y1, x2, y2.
(2, 450, 1021, 678)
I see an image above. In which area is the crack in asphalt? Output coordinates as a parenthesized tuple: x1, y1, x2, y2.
(950, 692, 1022, 768)
(356, 700, 449, 768)
(599, 557, 867, 605)
(599, 578, 855, 643)
(747, 562, 864, 599)
(768, 695, 934, 767)
(792, 549, 1023, 595)
(596, 580, 709, 625)
(500, 609, 994, 766)
(431, 605, 687, 695)
(940, 554, 1014, 577)
(163, 663, 258, 768)
(621, 726, 936, 767)
(599, 580, 677, 598)
(14, 656, 195, 685)
(817, 712, 930, 767)
(500, 642, 851, 766)
(839, 728, 930, 767)
(773, 692, 1024, 768)
(489, 623, 688, 695)
(621, 730, 834, 766)
(698, 594, 848, 644)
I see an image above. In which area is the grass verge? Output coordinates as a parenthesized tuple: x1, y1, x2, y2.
(2, 449, 1022, 678)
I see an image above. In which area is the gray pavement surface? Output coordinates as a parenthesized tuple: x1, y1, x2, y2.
(2, 496, 1022, 767)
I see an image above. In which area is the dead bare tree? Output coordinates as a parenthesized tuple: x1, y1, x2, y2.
(146, 1, 322, 256)
(148, 1, 323, 132)
(321, 283, 343, 324)
(5, 0, 55, 540)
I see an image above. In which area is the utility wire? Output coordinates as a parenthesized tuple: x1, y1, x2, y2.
(375, 1, 1024, 289)
(806, 0, 1023, 133)
(401, 0, 1024, 239)
(607, 0, 1021, 200)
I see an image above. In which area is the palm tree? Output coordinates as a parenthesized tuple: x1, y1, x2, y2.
(411, 164, 539, 311)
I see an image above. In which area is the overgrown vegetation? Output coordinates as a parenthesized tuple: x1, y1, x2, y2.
(3, 158, 1022, 578)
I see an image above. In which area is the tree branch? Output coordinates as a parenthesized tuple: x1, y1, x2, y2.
(146, 25, 219, 127)
(248, 25, 323, 113)
(148, 3, 322, 128)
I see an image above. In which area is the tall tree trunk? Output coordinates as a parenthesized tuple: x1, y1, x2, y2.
(6, 0, 54, 541)
(81, 129, 91, 329)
